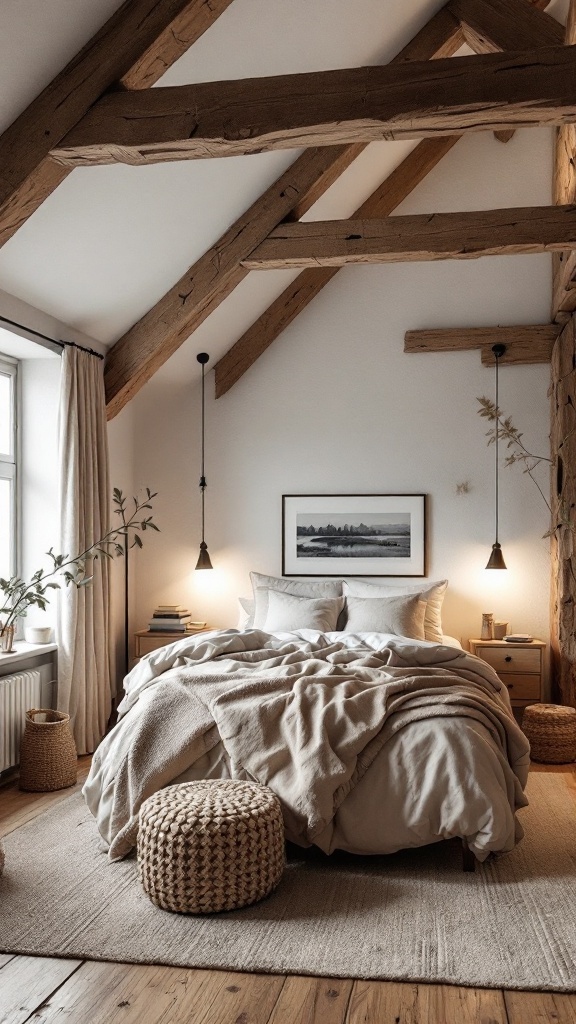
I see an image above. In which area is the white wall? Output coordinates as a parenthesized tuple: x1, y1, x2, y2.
(127, 128, 553, 659)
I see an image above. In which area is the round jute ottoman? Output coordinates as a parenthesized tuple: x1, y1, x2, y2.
(137, 780, 285, 914)
(523, 703, 576, 763)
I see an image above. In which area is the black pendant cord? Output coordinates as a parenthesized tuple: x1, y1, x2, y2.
(494, 349, 500, 547)
(200, 358, 207, 545)
(492, 343, 506, 547)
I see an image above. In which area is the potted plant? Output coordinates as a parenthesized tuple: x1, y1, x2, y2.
(0, 487, 159, 652)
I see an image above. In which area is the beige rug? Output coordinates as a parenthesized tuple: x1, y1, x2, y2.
(1, 774, 576, 990)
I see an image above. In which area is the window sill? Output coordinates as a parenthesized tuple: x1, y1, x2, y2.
(0, 642, 58, 671)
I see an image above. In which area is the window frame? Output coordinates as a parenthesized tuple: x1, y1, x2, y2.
(0, 355, 19, 581)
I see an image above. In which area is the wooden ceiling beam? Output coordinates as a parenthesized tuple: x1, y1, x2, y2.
(213, 0, 562, 396)
(54, 44, 576, 167)
(447, 0, 561, 143)
(552, 0, 576, 322)
(242, 205, 576, 270)
(447, 0, 562, 53)
(405, 324, 561, 364)
(0, 0, 235, 248)
(104, 6, 463, 417)
(214, 136, 461, 398)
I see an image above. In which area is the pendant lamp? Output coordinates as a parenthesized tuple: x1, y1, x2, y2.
(195, 352, 213, 570)
(486, 343, 507, 570)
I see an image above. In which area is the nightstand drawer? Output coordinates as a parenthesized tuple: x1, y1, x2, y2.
(500, 674, 541, 700)
(478, 646, 541, 674)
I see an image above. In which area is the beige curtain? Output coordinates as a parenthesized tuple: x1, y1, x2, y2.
(57, 345, 112, 754)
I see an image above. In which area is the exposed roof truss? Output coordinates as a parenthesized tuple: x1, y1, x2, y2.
(0, 0, 571, 414)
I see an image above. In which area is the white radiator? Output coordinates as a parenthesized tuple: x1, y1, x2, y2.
(0, 669, 42, 772)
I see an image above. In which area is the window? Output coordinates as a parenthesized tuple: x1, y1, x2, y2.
(0, 356, 17, 581)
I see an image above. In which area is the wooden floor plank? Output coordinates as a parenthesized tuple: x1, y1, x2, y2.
(348, 980, 509, 1022)
(0, 955, 81, 1024)
(347, 979, 420, 1022)
(505, 989, 576, 1023)
(419, 983, 508, 1023)
(0, 756, 91, 838)
(30, 961, 285, 1024)
(0, 954, 15, 969)
(267, 975, 353, 1023)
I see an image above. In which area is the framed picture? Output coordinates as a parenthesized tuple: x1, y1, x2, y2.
(282, 494, 426, 577)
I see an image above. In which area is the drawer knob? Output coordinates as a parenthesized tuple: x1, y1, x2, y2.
(505, 656, 512, 662)
(507, 683, 513, 689)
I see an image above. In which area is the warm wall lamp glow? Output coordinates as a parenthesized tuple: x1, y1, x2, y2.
(486, 343, 507, 570)
(195, 352, 213, 570)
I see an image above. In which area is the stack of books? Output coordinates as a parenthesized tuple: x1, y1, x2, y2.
(148, 605, 191, 632)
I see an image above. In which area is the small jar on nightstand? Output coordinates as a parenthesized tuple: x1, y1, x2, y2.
(468, 638, 546, 710)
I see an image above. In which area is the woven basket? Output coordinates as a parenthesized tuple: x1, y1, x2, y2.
(523, 703, 576, 764)
(137, 780, 285, 914)
(19, 709, 77, 792)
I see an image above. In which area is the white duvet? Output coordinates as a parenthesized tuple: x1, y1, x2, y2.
(84, 629, 530, 862)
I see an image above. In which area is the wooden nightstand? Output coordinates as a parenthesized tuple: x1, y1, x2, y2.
(468, 638, 545, 709)
(134, 628, 212, 658)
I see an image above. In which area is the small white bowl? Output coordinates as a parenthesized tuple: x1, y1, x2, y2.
(24, 626, 52, 644)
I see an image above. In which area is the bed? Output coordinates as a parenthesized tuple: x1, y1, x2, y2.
(83, 574, 530, 865)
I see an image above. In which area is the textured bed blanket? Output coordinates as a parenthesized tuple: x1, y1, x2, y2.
(84, 630, 530, 861)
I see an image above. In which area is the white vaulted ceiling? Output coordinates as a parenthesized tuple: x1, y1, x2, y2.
(0, 0, 569, 364)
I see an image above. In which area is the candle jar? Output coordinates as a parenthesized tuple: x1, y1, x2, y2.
(481, 613, 494, 640)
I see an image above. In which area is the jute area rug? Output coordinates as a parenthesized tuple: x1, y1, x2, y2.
(1, 773, 575, 991)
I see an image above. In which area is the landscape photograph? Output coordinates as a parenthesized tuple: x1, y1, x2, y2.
(296, 512, 411, 559)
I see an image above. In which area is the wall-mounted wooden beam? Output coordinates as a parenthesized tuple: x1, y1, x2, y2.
(104, 5, 463, 417)
(405, 324, 561, 365)
(0, 0, 235, 249)
(54, 44, 576, 167)
(214, 136, 461, 398)
(552, 0, 576, 322)
(242, 205, 576, 271)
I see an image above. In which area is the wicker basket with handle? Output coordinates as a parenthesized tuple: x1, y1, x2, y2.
(19, 709, 77, 792)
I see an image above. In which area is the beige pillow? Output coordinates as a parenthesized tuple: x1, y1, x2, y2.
(259, 590, 345, 633)
(343, 579, 447, 644)
(344, 594, 427, 640)
(248, 572, 343, 628)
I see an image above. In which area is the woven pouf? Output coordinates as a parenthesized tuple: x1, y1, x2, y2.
(137, 780, 285, 914)
(523, 703, 576, 763)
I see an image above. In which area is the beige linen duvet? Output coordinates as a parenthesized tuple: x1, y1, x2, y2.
(83, 629, 530, 862)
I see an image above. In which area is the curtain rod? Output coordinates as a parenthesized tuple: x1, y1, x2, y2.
(0, 315, 104, 360)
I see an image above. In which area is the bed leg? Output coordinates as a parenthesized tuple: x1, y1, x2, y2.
(462, 839, 476, 873)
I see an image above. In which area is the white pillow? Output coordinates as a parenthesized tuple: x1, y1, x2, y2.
(237, 597, 254, 630)
(260, 590, 345, 633)
(344, 594, 427, 640)
(343, 579, 447, 644)
(247, 572, 343, 628)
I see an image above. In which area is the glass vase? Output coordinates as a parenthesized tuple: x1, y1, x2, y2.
(0, 624, 15, 653)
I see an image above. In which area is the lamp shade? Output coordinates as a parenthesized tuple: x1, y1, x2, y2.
(195, 541, 213, 570)
(486, 542, 507, 570)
